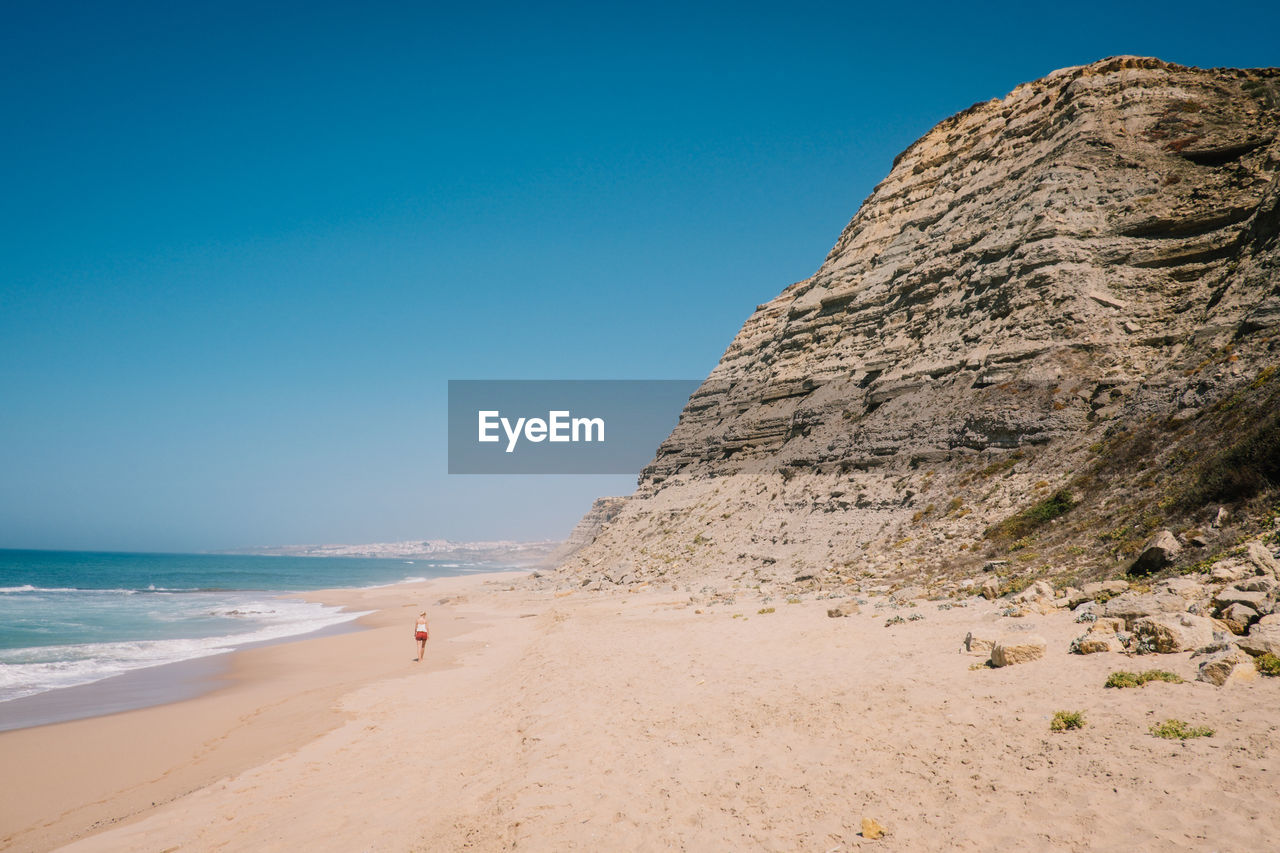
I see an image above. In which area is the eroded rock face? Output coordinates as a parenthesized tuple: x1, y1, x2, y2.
(545, 496, 628, 567)
(558, 57, 1280, 585)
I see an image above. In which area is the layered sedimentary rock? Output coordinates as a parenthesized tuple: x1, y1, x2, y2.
(559, 57, 1280, 589)
(544, 497, 628, 567)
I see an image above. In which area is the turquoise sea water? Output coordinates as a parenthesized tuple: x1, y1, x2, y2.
(0, 550, 510, 705)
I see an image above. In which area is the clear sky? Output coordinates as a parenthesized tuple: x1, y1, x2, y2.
(2, 0, 1277, 552)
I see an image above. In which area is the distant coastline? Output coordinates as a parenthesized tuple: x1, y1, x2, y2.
(216, 538, 560, 566)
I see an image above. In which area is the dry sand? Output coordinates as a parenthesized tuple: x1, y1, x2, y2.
(3, 573, 1279, 852)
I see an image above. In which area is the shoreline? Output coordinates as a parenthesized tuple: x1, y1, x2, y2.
(0, 619, 370, 733)
(0, 568, 527, 733)
(0, 571, 528, 852)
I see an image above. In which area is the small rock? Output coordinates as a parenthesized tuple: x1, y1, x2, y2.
(1211, 561, 1252, 584)
(1057, 586, 1084, 607)
(1196, 646, 1257, 687)
(990, 635, 1048, 666)
(1012, 580, 1055, 604)
(1071, 626, 1121, 654)
(983, 560, 1009, 573)
(1245, 542, 1280, 577)
(980, 577, 1001, 600)
(1072, 600, 1097, 618)
(1213, 587, 1272, 615)
(1078, 580, 1129, 605)
(1219, 603, 1260, 636)
(1235, 576, 1277, 593)
(861, 817, 887, 840)
(1238, 614, 1280, 657)
(1158, 577, 1206, 600)
(1128, 530, 1182, 575)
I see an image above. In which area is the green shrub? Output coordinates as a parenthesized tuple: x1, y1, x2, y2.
(1105, 671, 1141, 689)
(1181, 409, 1280, 508)
(1137, 670, 1184, 684)
(1024, 489, 1077, 523)
(757, 607, 775, 615)
(1256, 653, 1280, 677)
(1105, 670, 1184, 689)
(1149, 719, 1214, 740)
(988, 490, 1076, 541)
(1050, 710, 1086, 732)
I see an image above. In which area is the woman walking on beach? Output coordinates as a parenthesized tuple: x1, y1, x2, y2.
(414, 611, 429, 662)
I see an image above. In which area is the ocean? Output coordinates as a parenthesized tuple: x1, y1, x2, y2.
(0, 549, 511, 709)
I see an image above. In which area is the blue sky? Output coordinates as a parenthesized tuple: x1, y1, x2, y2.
(2, 0, 1277, 552)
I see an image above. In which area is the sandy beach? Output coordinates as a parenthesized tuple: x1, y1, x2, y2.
(3, 571, 1279, 852)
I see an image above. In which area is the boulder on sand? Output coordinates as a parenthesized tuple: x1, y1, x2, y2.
(1130, 614, 1217, 654)
(1195, 646, 1256, 686)
(1071, 619, 1125, 654)
(990, 635, 1047, 667)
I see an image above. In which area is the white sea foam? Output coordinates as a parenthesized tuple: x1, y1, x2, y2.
(0, 600, 370, 703)
(0, 586, 148, 595)
(1, 585, 75, 593)
(360, 575, 429, 589)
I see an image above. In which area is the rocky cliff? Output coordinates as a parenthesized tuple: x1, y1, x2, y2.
(558, 57, 1280, 594)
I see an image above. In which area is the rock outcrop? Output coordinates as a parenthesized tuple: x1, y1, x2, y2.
(544, 496, 628, 567)
(557, 57, 1280, 590)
